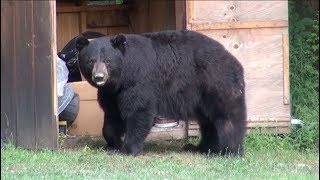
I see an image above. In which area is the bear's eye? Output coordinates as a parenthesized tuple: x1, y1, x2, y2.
(87, 59, 94, 65)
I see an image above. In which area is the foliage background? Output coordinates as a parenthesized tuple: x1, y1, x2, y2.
(288, 0, 319, 150)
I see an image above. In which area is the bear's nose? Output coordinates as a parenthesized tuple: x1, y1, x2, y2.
(93, 73, 105, 82)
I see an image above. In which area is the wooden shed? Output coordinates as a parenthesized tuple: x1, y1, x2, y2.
(1, 0, 290, 149)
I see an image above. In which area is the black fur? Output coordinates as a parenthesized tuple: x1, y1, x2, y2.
(58, 31, 105, 82)
(76, 30, 247, 156)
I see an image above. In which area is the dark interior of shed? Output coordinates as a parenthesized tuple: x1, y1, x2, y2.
(56, 0, 185, 53)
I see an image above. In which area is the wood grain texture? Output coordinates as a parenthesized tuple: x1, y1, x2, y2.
(186, 0, 194, 30)
(33, 1, 57, 149)
(282, 33, 290, 105)
(79, 11, 87, 33)
(1, 0, 17, 145)
(198, 28, 290, 119)
(1, 1, 57, 149)
(87, 11, 129, 28)
(148, 0, 176, 32)
(191, 1, 288, 23)
(128, 0, 150, 33)
(50, 0, 58, 131)
(57, 4, 131, 13)
(175, 0, 186, 30)
(56, 13, 80, 51)
(189, 20, 288, 31)
(14, 1, 36, 149)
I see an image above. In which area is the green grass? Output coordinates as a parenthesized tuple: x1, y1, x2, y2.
(1, 136, 319, 180)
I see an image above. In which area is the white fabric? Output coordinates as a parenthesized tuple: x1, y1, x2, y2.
(56, 56, 69, 97)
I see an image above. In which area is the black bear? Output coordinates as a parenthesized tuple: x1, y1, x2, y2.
(75, 30, 247, 156)
(58, 31, 105, 82)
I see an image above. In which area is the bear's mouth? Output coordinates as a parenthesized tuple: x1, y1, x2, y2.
(95, 81, 106, 86)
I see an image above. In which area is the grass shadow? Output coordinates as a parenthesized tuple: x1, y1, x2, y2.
(60, 135, 200, 154)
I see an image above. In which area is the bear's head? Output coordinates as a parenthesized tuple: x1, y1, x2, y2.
(57, 31, 105, 82)
(75, 34, 127, 87)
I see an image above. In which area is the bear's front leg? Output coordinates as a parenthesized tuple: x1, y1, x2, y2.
(102, 113, 125, 151)
(118, 88, 156, 156)
(98, 89, 125, 151)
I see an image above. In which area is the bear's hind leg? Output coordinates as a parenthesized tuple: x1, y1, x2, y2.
(183, 116, 219, 155)
(213, 117, 246, 156)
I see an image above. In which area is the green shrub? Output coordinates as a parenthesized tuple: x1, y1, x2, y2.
(288, 0, 319, 150)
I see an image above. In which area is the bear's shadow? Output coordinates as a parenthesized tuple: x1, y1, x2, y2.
(60, 136, 200, 154)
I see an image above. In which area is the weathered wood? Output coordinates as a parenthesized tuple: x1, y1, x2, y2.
(79, 11, 87, 33)
(33, 1, 58, 149)
(86, 26, 130, 36)
(87, 11, 129, 28)
(14, 1, 36, 149)
(86, 27, 109, 36)
(57, 4, 131, 13)
(197, 28, 290, 121)
(128, 0, 150, 33)
(56, 13, 80, 51)
(189, 20, 288, 31)
(191, 1, 288, 23)
(148, 0, 176, 32)
(107, 26, 130, 35)
(1, 0, 17, 145)
(50, 0, 59, 131)
(186, 0, 194, 28)
(1, 1, 58, 149)
(175, 0, 186, 30)
(282, 33, 290, 105)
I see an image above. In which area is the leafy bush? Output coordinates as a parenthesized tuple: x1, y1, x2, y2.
(288, 0, 319, 150)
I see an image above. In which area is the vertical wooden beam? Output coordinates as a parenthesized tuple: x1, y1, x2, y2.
(186, 0, 194, 30)
(79, 11, 87, 33)
(14, 0, 36, 149)
(50, 0, 58, 137)
(175, 0, 186, 30)
(1, 0, 17, 145)
(282, 33, 290, 105)
(33, 1, 58, 149)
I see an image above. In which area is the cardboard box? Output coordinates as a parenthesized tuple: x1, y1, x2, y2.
(68, 81, 104, 136)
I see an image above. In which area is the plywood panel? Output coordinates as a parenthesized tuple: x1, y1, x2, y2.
(56, 12, 80, 51)
(191, 1, 288, 23)
(197, 28, 290, 121)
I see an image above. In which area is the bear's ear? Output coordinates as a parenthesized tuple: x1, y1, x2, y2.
(110, 34, 127, 49)
(75, 35, 90, 52)
(57, 52, 66, 60)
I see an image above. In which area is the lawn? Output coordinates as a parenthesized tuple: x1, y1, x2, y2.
(1, 136, 319, 180)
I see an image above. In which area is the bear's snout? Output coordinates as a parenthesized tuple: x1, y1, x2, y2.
(92, 62, 108, 86)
